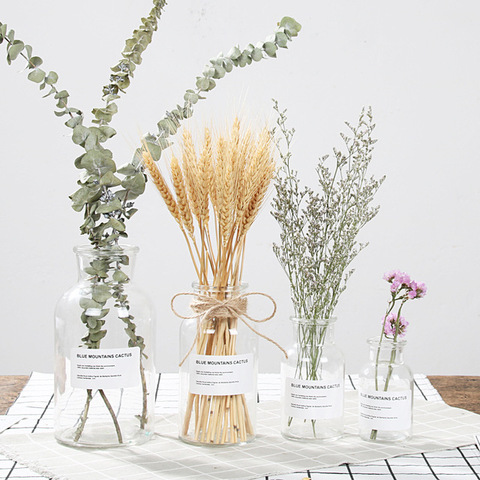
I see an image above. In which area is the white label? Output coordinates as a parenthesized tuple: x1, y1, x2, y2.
(359, 389, 412, 431)
(70, 347, 140, 389)
(285, 377, 344, 420)
(189, 354, 254, 395)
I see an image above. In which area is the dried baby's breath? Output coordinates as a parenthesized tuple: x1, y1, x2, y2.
(271, 101, 385, 320)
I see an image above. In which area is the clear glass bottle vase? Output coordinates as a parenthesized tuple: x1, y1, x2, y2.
(281, 317, 345, 441)
(179, 283, 258, 445)
(54, 245, 155, 448)
(358, 337, 413, 442)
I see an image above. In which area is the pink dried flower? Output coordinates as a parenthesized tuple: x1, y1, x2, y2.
(384, 270, 411, 291)
(384, 270, 427, 299)
(390, 280, 401, 293)
(407, 280, 427, 299)
(383, 270, 398, 282)
(383, 312, 409, 338)
(416, 282, 427, 298)
(408, 281, 418, 299)
(398, 272, 411, 286)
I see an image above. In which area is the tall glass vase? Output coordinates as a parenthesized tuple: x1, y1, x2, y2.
(281, 317, 344, 441)
(358, 337, 413, 442)
(179, 283, 258, 445)
(54, 245, 155, 448)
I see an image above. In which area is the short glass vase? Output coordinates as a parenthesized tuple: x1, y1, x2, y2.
(281, 317, 345, 441)
(178, 283, 258, 446)
(54, 245, 156, 448)
(358, 336, 413, 442)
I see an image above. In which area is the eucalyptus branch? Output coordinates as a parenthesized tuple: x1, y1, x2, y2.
(1, 3, 163, 442)
(95, 0, 167, 126)
(2, 5, 302, 444)
(137, 16, 302, 164)
(0, 22, 83, 122)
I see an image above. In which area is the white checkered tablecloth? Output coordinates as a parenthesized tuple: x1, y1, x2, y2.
(0, 373, 479, 480)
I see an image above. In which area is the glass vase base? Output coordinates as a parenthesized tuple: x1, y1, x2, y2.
(361, 429, 411, 443)
(179, 433, 255, 447)
(281, 420, 344, 443)
(55, 422, 154, 449)
(281, 426, 343, 442)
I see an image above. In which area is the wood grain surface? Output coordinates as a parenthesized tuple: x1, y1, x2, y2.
(0, 375, 479, 415)
(0, 375, 29, 414)
(429, 376, 480, 415)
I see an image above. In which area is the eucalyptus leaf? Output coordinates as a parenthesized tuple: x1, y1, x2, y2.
(27, 68, 45, 83)
(251, 48, 263, 62)
(263, 42, 277, 58)
(121, 172, 145, 195)
(108, 217, 126, 232)
(184, 90, 199, 104)
(227, 45, 241, 60)
(54, 90, 69, 99)
(275, 32, 289, 48)
(65, 115, 83, 129)
(7, 40, 24, 61)
(195, 76, 210, 91)
(79, 298, 102, 310)
(24, 44, 32, 59)
(98, 126, 116, 141)
(117, 163, 138, 176)
(113, 270, 129, 283)
(28, 56, 43, 68)
(96, 198, 122, 213)
(90, 330, 107, 342)
(145, 141, 162, 161)
(100, 171, 122, 187)
(92, 284, 111, 303)
(45, 71, 58, 85)
(72, 125, 90, 145)
(279, 16, 302, 37)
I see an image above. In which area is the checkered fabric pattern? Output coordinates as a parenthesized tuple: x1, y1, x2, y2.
(0, 373, 479, 480)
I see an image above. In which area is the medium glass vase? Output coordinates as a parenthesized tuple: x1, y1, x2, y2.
(358, 336, 413, 442)
(178, 283, 258, 445)
(54, 245, 155, 448)
(281, 317, 345, 441)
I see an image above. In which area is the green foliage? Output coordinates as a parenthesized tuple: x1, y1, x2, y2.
(1, 9, 301, 363)
(271, 101, 384, 321)
(0, 1, 168, 249)
(0, 11, 301, 250)
(137, 16, 302, 163)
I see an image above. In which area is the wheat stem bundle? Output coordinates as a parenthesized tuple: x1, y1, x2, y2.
(143, 120, 275, 444)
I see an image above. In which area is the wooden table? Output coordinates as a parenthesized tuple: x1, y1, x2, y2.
(0, 375, 479, 415)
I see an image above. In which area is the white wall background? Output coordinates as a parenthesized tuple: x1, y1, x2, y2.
(1, 1, 479, 375)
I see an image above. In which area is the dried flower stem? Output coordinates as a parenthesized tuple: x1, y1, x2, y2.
(272, 101, 384, 437)
(144, 120, 274, 444)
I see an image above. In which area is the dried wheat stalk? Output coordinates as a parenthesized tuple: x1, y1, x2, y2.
(143, 120, 275, 444)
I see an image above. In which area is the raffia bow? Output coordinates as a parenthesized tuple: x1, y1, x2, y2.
(171, 291, 288, 366)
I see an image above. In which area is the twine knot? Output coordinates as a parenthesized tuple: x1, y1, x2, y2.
(189, 295, 248, 322)
(171, 291, 288, 366)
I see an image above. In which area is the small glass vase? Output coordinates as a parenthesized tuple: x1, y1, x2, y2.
(54, 245, 156, 448)
(179, 283, 258, 445)
(358, 336, 413, 442)
(281, 317, 345, 441)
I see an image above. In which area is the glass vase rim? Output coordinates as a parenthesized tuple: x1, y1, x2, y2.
(191, 281, 248, 292)
(289, 316, 337, 325)
(367, 335, 407, 347)
(73, 244, 140, 256)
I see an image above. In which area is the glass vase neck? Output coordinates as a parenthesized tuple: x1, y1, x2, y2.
(290, 317, 337, 344)
(192, 282, 248, 297)
(74, 245, 139, 282)
(367, 336, 406, 364)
